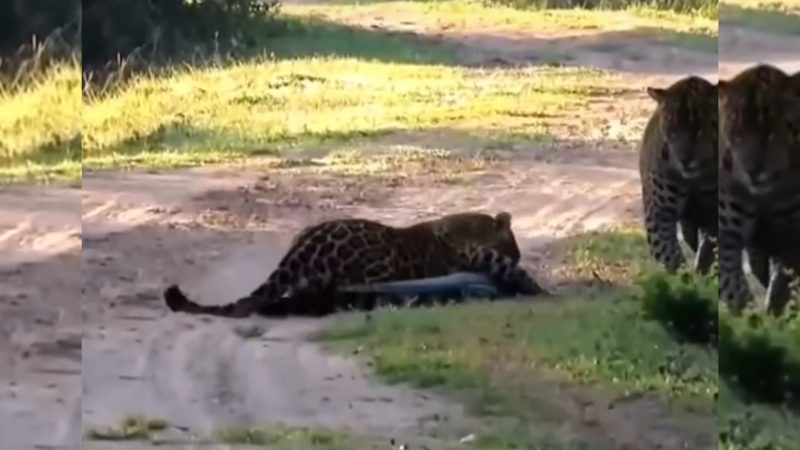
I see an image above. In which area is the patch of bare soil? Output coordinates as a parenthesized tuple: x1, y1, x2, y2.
(0, 184, 82, 450)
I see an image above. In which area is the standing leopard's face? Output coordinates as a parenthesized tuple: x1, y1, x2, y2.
(719, 64, 800, 196)
(646, 76, 718, 180)
(433, 212, 521, 264)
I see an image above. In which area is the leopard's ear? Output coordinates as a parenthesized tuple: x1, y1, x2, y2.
(494, 212, 512, 230)
(646, 87, 666, 102)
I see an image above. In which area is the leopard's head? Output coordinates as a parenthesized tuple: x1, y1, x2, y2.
(432, 212, 521, 264)
(646, 75, 718, 180)
(718, 64, 800, 195)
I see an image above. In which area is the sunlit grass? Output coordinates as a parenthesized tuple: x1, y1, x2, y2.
(0, 61, 81, 183)
(5, 1, 716, 181)
(82, 60, 627, 170)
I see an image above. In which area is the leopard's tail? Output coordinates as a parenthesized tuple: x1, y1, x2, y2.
(164, 285, 269, 318)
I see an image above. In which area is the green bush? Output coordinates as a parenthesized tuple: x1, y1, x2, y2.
(720, 310, 800, 407)
(0, 0, 79, 88)
(82, 0, 282, 67)
(0, 0, 80, 55)
(635, 270, 718, 346)
(635, 269, 800, 408)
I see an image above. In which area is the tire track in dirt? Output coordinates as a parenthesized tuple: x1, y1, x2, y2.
(80, 222, 472, 449)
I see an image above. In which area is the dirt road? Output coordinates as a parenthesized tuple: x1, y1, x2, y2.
(2, 6, 796, 449)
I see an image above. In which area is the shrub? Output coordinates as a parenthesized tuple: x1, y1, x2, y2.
(0, 0, 80, 55)
(634, 268, 800, 408)
(719, 309, 800, 407)
(635, 270, 718, 346)
(82, 0, 282, 67)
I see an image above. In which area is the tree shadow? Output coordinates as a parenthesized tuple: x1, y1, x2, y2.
(720, 3, 800, 36)
(85, 10, 718, 96)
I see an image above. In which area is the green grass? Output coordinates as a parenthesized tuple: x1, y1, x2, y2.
(718, 308, 800, 450)
(321, 228, 800, 448)
(320, 293, 716, 447)
(324, 295, 718, 402)
(571, 229, 800, 448)
(213, 423, 368, 449)
(719, 381, 800, 450)
(4, 0, 715, 181)
(565, 225, 651, 282)
(85, 415, 170, 441)
(82, 60, 625, 170)
(721, 0, 800, 35)
(86, 416, 369, 448)
(571, 229, 800, 449)
(0, 61, 81, 182)
(320, 228, 718, 448)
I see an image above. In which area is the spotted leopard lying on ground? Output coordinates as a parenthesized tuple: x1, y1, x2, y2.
(718, 64, 800, 314)
(164, 212, 547, 317)
(638, 75, 718, 274)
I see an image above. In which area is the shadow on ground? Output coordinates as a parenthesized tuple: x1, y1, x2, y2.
(85, 10, 717, 96)
(720, 4, 800, 36)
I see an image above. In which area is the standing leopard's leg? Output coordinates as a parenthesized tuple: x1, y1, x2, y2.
(764, 259, 792, 316)
(643, 193, 685, 273)
(680, 219, 699, 253)
(693, 231, 716, 275)
(458, 246, 547, 296)
(718, 197, 755, 312)
(745, 246, 771, 290)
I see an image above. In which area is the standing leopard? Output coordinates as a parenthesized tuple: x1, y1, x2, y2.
(718, 64, 800, 314)
(164, 212, 546, 317)
(638, 76, 718, 274)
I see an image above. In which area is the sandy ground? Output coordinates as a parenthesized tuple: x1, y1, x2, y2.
(2, 7, 797, 449)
